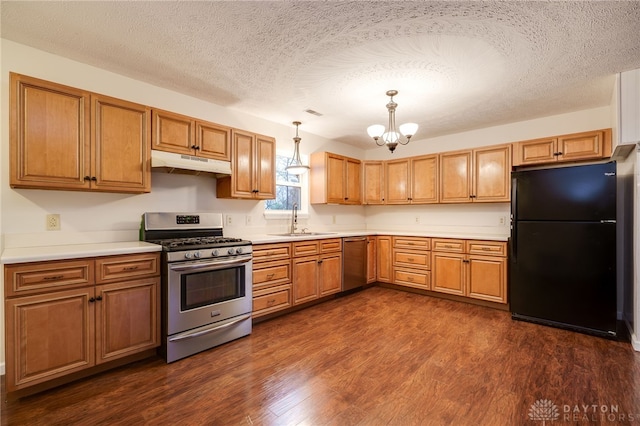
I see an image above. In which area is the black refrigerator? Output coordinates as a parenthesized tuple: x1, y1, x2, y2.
(510, 161, 618, 338)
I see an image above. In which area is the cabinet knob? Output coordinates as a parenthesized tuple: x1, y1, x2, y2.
(96, 295, 103, 301)
(89, 297, 95, 303)
(191, 145, 198, 149)
(91, 177, 97, 181)
(469, 195, 476, 198)
(84, 176, 91, 181)
(553, 152, 563, 156)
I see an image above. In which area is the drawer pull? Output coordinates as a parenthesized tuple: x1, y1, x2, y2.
(266, 251, 274, 256)
(482, 247, 491, 251)
(407, 242, 414, 245)
(123, 266, 139, 271)
(267, 299, 276, 306)
(407, 257, 415, 262)
(266, 273, 275, 279)
(408, 277, 414, 281)
(43, 275, 64, 281)
(444, 245, 452, 248)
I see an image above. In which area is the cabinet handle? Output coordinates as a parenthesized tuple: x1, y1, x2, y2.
(267, 299, 276, 306)
(344, 197, 349, 200)
(408, 277, 414, 281)
(318, 260, 324, 264)
(408, 197, 412, 201)
(91, 177, 97, 181)
(481, 247, 491, 251)
(123, 266, 139, 271)
(407, 242, 414, 245)
(89, 297, 95, 303)
(84, 176, 91, 181)
(266, 273, 275, 279)
(444, 245, 452, 248)
(96, 295, 103, 301)
(463, 259, 470, 263)
(469, 195, 476, 198)
(407, 258, 415, 262)
(191, 145, 198, 149)
(554, 151, 563, 156)
(43, 275, 64, 281)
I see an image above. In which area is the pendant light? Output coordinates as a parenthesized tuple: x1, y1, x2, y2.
(286, 121, 310, 175)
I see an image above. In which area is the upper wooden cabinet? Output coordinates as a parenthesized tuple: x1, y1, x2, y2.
(512, 129, 611, 166)
(440, 144, 511, 203)
(363, 161, 385, 204)
(10, 73, 151, 193)
(386, 154, 438, 204)
(216, 130, 276, 199)
(310, 152, 362, 204)
(151, 109, 231, 161)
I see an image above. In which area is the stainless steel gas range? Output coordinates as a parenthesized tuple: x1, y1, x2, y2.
(141, 212, 252, 363)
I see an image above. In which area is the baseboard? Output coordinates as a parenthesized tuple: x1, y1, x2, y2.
(625, 320, 640, 351)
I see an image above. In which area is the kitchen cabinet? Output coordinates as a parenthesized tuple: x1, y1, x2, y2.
(4, 253, 160, 393)
(386, 155, 439, 204)
(367, 236, 377, 283)
(363, 161, 385, 204)
(10, 73, 151, 193)
(392, 236, 431, 290)
(152, 109, 231, 161)
(292, 238, 342, 304)
(512, 129, 612, 166)
(376, 236, 393, 283)
(310, 152, 362, 204)
(252, 243, 292, 318)
(217, 130, 276, 199)
(431, 239, 507, 303)
(439, 144, 511, 203)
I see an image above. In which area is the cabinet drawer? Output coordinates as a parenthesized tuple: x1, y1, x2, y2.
(393, 250, 430, 269)
(95, 253, 160, 283)
(253, 285, 292, 317)
(253, 260, 291, 290)
(431, 239, 465, 253)
(252, 243, 291, 263)
(5, 259, 94, 297)
(393, 236, 431, 250)
(466, 241, 507, 257)
(293, 241, 320, 257)
(394, 269, 430, 289)
(320, 238, 342, 253)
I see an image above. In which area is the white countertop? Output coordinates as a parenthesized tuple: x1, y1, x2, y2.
(248, 230, 508, 244)
(1, 241, 163, 264)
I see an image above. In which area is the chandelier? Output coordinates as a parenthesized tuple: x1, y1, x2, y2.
(367, 90, 418, 153)
(285, 121, 310, 175)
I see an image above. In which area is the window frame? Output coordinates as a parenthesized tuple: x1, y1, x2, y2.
(263, 150, 309, 219)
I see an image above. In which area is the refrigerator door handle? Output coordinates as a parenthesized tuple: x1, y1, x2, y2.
(600, 220, 616, 224)
(510, 175, 517, 262)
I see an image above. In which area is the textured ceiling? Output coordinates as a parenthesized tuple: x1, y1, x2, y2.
(2, 1, 640, 149)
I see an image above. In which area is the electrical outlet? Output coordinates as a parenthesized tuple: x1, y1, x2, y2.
(46, 214, 61, 231)
(245, 215, 252, 226)
(332, 215, 336, 224)
(226, 215, 232, 226)
(415, 216, 420, 224)
(499, 216, 507, 226)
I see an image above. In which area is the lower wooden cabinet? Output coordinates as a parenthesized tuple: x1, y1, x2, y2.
(367, 236, 377, 283)
(431, 239, 507, 303)
(4, 252, 161, 393)
(376, 236, 393, 283)
(252, 243, 292, 318)
(292, 239, 343, 304)
(392, 236, 431, 290)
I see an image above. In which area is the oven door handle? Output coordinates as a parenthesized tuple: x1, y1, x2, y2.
(168, 313, 252, 342)
(169, 256, 251, 272)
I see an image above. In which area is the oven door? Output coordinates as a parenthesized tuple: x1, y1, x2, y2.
(167, 255, 252, 335)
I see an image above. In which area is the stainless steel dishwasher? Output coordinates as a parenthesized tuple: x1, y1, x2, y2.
(342, 236, 367, 291)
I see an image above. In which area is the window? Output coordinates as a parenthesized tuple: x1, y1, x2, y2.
(264, 153, 308, 216)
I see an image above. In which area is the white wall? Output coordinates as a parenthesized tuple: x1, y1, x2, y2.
(0, 38, 620, 371)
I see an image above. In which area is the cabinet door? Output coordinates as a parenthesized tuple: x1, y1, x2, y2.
(293, 256, 319, 305)
(411, 155, 438, 203)
(96, 278, 160, 364)
(367, 236, 377, 283)
(319, 253, 342, 296)
(326, 154, 346, 203)
(10, 73, 91, 190)
(151, 109, 195, 155)
(255, 134, 276, 199)
(345, 158, 362, 204)
(229, 129, 256, 198)
(467, 256, 507, 304)
(440, 150, 472, 203)
(92, 94, 151, 193)
(513, 137, 556, 166)
(431, 252, 466, 296)
(197, 121, 231, 161)
(558, 130, 608, 162)
(473, 144, 510, 202)
(376, 236, 393, 283)
(5, 287, 95, 391)
(363, 162, 385, 204)
(385, 159, 410, 204)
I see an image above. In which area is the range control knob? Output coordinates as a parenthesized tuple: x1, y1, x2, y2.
(212, 249, 219, 257)
(227, 248, 235, 255)
(193, 251, 201, 258)
(184, 252, 193, 259)
(236, 247, 243, 254)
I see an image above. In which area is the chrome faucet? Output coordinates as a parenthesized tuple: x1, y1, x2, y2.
(290, 203, 298, 234)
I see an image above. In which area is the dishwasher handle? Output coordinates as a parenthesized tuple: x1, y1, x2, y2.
(343, 237, 367, 242)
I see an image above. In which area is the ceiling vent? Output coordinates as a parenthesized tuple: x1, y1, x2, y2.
(304, 109, 323, 116)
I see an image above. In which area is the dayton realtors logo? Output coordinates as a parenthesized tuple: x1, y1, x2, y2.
(529, 399, 639, 423)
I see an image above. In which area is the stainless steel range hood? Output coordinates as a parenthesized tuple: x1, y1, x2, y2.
(151, 150, 232, 176)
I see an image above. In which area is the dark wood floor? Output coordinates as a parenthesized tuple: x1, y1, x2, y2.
(2, 286, 640, 425)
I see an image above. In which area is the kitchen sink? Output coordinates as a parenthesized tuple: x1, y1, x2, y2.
(268, 232, 336, 237)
